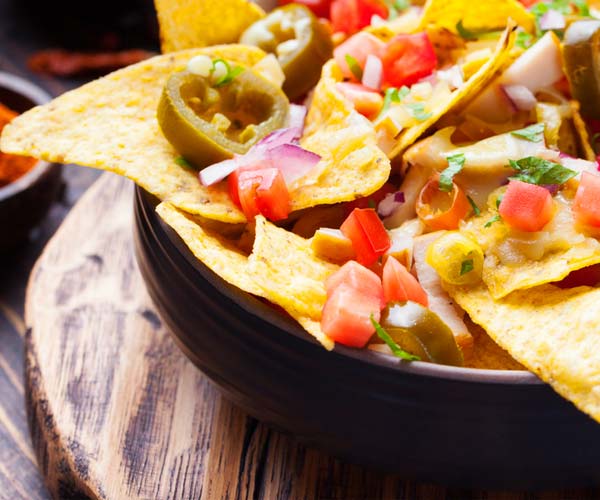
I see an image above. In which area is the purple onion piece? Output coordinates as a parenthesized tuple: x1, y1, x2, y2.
(256, 127, 300, 150)
(267, 143, 321, 185)
(539, 9, 566, 31)
(287, 105, 307, 138)
(377, 191, 405, 218)
(541, 184, 559, 195)
(199, 157, 241, 186)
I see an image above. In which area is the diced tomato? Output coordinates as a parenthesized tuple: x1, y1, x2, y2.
(556, 264, 600, 289)
(325, 260, 385, 308)
(335, 82, 384, 119)
(573, 172, 600, 227)
(333, 31, 386, 80)
(382, 256, 428, 307)
(330, 0, 388, 35)
(321, 283, 381, 347)
(344, 182, 396, 214)
(416, 175, 470, 230)
(233, 167, 291, 221)
(381, 32, 437, 88)
(518, 0, 538, 7)
(278, 0, 332, 18)
(498, 180, 554, 232)
(340, 208, 391, 266)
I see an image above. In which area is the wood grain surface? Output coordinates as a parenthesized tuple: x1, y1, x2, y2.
(21, 172, 600, 500)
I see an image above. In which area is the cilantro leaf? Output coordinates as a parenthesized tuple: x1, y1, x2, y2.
(484, 214, 501, 228)
(371, 315, 421, 361)
(439, 153, 466, 192)
(387, 0, 410, 19)
(211, 59, 244, 87)
(345, 54, 363, 81)
(508, 156, 577, 185)
(515, 30, 534, 49)
(175, 156, 194, 170)
(406, 102, 432, 121)
(460, 259, 474, 276)
(467, 195, 481, 216)
(377, 86, 410, 119)
(511, 123, 545, 143)
(573, 0, 590, 16)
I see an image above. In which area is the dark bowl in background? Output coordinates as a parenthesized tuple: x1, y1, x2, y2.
(133, 186, 600, 490)
(0, 72, 62, 251)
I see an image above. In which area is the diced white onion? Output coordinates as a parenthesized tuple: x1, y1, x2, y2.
(539, 9, 566, 31)
(361, 55, 383, 91)
(501, 84, 537, 111)
(187, 55, 213, 77)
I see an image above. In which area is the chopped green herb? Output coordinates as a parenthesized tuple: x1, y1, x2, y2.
(406, 102, 432, 122)
(573, 0, 590, 16)
(387, 0, 410, 19)
(371, 315, 421, 361)
(460, 259, 474, 276)
(495, 193, 504, 209)
(515, 30, 534, 49)
(591, 132, 600, 149)
(377, 86, 410, 119)
(511, 123, 545, 143)
(368, 198, 377, 209)
(484, 214, 501, 228)
(345, 54, 363, 81)
(175, 156, 194, 170)
(211, 58, 244, 87)
(439, 153, 466, 192)
(467, 195, 481, 216)
(508, 156, 577, 185)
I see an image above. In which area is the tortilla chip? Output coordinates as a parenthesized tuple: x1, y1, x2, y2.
(0, 46, 266, 223)
(389, 21, 517, 158)
(571, 100, 597, 162)
(155, 0, 265, 53)
(248, 215, 338, 349)
(447, 283, 600, 422)
(155, 202, 262, 296)
(464, 322, 525, 370)
(419, 0, 535, 34)
(461, 209, 600, 299)
(294, 60, 391, 209)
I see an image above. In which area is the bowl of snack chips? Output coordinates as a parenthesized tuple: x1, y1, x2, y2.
(0, 72, 62, 250)
(5, 0, 600, 488)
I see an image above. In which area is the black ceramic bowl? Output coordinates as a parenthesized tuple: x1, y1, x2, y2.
(0, 72, 62, 251)
(134, 187, 600, 490)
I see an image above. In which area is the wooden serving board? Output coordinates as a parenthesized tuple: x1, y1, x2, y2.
(24, 173, 595, 500)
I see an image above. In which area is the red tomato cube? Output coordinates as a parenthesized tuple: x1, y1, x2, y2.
(382, 256, 428, 306)
(340, 208, 391, 266)
(573, 172, 600, 228)
(498, 180, 554, 232)
(234, 167, 291, 221)
(333, 31, 386, 80)
(381, 32, 437, 88)
(330, 0, 388, 35)
(325, 260, 385, 308)
(335, 82, 384, 119)
(321, 283, 381, 347)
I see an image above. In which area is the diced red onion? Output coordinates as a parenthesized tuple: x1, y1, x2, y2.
(287, 104, 307, 138)
(256, 127, 299, 149)
(362, 55, 383, 91)
(199, 157, 241, 186)
(501, 84, 537, 111)
(267, 143, 321, 185)
(377, 191, 405, 218)
(539, 9, 566, 31)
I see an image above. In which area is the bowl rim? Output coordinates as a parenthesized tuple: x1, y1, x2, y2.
(0, 71, 53, 202)
(138, 187, 541, 386)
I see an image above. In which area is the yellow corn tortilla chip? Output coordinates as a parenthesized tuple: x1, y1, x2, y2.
(2, 50, 390, 223)
(155, 0, 265, 53)
(464, 322, 525, 371)
(389, 21, 517, 158)
(419, 0, 535, 34)
(461, 209, 600, 299)
(293, 60, 391, 209)
(156, 202, 262, 296)
(248, 215, 338, 349)
(446, 283, 600, 422)
(0, 46, 265, 223)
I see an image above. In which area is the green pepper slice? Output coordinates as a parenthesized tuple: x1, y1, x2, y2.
(240, 5, 333, 100)
(378, 301, 463, 367)
(158, 67, 289, 168)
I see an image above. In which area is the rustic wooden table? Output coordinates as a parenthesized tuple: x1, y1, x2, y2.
(1, 1, 600, 498)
